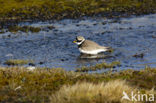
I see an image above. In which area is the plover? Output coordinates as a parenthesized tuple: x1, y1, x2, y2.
(73, 36, 111, 55)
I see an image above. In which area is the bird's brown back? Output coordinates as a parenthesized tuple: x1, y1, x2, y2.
(79, 40, 104, 51)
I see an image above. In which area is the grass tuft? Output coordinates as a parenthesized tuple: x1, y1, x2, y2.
(50, 80, 155, 103)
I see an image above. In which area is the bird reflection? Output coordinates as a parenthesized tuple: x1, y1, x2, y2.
(76, 53, 113, 64)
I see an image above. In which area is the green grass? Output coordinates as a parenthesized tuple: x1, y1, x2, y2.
(0, 0, 156, 21)
(0, 66, 156, 103)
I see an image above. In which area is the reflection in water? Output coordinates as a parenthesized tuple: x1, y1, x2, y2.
(76, 53, 114, 64)
(78, 53, 112, 59)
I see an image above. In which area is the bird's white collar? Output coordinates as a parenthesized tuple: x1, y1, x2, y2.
(76, 39, 85, 45)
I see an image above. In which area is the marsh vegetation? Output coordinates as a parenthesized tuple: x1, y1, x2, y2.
(0, 0, 156, 23)
(0, 66, 156, 103)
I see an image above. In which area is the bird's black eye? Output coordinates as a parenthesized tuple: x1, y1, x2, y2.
(76, 38, 81, 42)
(77, 40, 82, 42)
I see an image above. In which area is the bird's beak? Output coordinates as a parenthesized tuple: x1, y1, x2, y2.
(73, 40, 76, 43)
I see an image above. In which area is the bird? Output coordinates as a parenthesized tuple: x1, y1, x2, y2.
(73, 36, 111, 55)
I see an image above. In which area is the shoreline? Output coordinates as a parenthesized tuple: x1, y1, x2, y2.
(0, 11, 156, 27)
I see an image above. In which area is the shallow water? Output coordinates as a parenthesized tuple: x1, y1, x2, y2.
(0, 14, 156, 71)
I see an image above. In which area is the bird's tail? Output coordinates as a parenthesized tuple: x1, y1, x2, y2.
(104, 47, 114, 53)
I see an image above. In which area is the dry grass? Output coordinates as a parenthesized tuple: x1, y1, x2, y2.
(50, 80, 155, 103)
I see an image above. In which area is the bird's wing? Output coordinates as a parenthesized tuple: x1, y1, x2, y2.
(81, 40, 103, 50)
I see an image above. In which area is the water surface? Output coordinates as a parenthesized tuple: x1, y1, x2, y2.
(0, 14, 156, 71)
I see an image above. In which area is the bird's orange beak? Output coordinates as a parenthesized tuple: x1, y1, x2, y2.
(73, 40, 76, 43)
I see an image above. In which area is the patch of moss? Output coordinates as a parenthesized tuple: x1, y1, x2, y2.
(76, 61, 121, 72)
(0, 29, 5, 34)
(8, 25, 41, 33)
(8, 26, 19, 33)
(4, 59, 34, 65)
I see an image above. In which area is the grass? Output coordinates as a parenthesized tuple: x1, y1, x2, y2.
(4, 59, 34, 65)
(0, 0, 156, 22)
(0, 66, 156, 102)
(76, 61, 121, 72)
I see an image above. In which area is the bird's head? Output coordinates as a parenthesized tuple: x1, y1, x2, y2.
(73, 36, 85, 45)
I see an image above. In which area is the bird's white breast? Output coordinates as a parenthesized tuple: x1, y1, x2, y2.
(79, 48, 107, 54)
